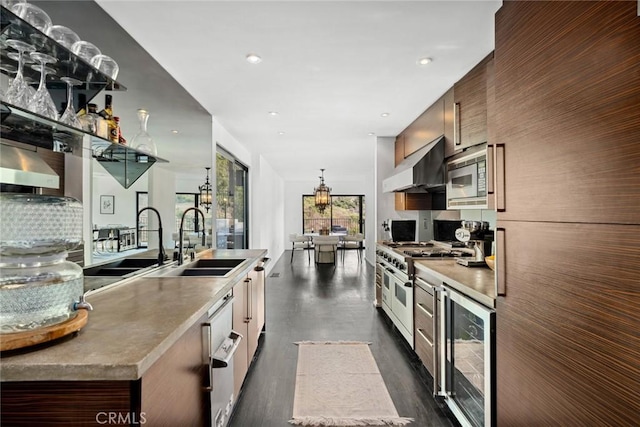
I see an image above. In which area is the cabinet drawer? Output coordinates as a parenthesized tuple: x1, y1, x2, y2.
(414, 283, 434, 317)
(415, 326, 435, 376)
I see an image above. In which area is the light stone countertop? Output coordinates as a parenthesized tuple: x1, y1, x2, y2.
(413, 260, 495, 308)
(0, 249, 267, 382)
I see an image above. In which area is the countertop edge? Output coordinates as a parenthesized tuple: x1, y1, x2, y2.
(413, 261, 496, 308)
(1, 249, 267, 382)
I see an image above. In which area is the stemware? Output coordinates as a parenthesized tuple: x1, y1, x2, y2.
(90, 54, 119, 80)
(70, 40, 101, 63)
(0, 63, 17, 101)
(59, 77, 82, 128)
(10, 2, 52, 34)
(4, 39, 36, 109)
(46, 25, 80, 50)
(27, 52, 58, 120)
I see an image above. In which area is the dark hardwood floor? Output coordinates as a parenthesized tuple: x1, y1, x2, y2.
(228, 250, 456, 427)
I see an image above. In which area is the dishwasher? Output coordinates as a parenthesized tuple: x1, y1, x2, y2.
(203, 292, 243, 427)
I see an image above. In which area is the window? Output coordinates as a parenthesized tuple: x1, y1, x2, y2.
(302, 195, 365, 235)
(216, 149, 248, 249)
(136, 192, 148, 247)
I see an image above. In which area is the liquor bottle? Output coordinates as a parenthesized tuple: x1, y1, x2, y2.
(114, 117, 127, 145)
(100, 94, 118, 143)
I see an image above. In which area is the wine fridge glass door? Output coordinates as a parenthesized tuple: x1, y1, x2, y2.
(443, 287, 495, 427)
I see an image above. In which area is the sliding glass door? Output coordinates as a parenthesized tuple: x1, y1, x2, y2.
(216, 149, 248, 249)
(302, 195, 365, 235)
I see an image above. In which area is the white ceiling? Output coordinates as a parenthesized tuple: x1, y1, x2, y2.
(96, 1, 500, 182)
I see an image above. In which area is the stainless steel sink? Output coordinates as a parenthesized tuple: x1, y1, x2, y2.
(177, 268, 234, 277)
(189, 259, 245, 268)
(83, 258, 158, 277)
(144, 257, 247, 278)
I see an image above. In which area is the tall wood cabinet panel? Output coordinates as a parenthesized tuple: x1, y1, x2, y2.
(494, 1, 640, 224)
(232, 267, 266, 398)
(403, 97, 445, 158)
(453, 52, 493, 152)
(494, 2, 640, 426)
(495, 221, 640, 426)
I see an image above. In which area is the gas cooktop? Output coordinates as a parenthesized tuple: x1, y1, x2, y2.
(403, 249, 472, 258)
(383, 240, 465, 249)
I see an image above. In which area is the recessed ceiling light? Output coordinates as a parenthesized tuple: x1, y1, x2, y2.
(417, 57, 433, 66)
(380, 112, 390, 118)
(278, 131, 285, 135)
(268, 111, 279, 116)
(368, 132, 375, 136)
(246, 53, 262, 64)
(171, 130, 179, 134)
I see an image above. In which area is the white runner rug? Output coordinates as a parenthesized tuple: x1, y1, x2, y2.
(290, 341, 413, 426)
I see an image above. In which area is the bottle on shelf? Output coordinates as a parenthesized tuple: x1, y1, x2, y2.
(114, 116, 126, 145)
(79, 103, 100, 135)
(99, 94, 118, 143)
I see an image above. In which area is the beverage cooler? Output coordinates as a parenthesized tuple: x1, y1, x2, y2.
(436, 286, 495, 427)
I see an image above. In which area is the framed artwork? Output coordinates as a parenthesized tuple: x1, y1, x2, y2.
(100, 195, 115, 215)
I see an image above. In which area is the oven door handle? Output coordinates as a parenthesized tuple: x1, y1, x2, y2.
(211, 330, 243, 368)
(433, 285, 446, 397)
(385, 268, 408, 284)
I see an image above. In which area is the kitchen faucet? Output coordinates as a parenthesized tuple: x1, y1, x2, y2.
(178, 207, 207, 265)
(137, 207, 167, 266)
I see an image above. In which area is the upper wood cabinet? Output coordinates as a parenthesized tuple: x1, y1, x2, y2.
(451, 52, 493, 154)
(494, 1, 640, 224)
(442, 87, 456, 158)
(403, 97, 445, 158)
(394, 134, 405, 167)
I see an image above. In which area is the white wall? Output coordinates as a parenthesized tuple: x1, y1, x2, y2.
(91, 167, 148, 229)
(212, 117, 283, 273)
(147, 166, 176, 252)
(250, 154, 285, 265)
(283, 148, 377, 265)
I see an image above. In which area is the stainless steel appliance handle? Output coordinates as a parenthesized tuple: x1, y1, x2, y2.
(202, 322, 213, 392)
(454, 102, 461, 146)
(416, 303, 433, 318)
(432, 285, 446, 397)
(211, 330, 243, 368)
(385, 268, 408, 284)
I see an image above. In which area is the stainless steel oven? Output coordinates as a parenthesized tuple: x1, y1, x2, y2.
(376, 244, 413, 348)
(203, 292, 243, 427)
(447, 146, 487, 209)
(435, 285, 495, 427)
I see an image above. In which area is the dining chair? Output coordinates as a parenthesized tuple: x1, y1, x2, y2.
(94, 228, 114, 253)
(339, 233, 364, 263)
(289, 234, 312, 263)
(313, 235, 341, 265)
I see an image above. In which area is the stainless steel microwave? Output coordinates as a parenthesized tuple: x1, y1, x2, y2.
(446, 146, 488, 209)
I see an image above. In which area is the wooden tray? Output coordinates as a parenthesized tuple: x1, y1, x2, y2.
(0, 310, 89, 352)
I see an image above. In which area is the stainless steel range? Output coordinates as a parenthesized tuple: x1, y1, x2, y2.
(376, 244, 413, 347)
(376, 241, 474, 349)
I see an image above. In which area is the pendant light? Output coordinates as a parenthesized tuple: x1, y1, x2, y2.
(314, 168, 331, 213)
(199, 167, 212, 213)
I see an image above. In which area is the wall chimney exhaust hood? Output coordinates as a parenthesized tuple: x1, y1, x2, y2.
(0, 144, 59, 189)
(383, 137, 445, 193)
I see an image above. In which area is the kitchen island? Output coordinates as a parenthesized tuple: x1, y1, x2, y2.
(0, 248, 267, 426)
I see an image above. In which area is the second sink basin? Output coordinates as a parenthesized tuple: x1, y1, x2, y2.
(189, 259, 245, 268)
(178, 268, 233, 277)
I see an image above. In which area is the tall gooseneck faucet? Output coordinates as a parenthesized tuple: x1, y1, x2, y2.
(178, 207, 207, 265)
(137, 207, 166, 266)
